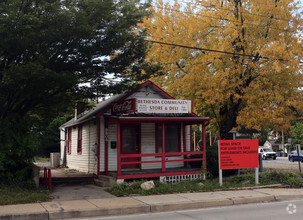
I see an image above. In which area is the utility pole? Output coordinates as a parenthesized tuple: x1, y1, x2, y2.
(282, 130, 285, 157)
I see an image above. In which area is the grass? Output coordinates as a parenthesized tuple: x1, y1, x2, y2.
(34, 156, 50, 163)
(0, 183, 52, 205)
(109, 171, 303, 197)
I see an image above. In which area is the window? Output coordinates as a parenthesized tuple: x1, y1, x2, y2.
(67, 128, 72, 154)
(77, 126, 82, 154)
(156, 124, 180, 153)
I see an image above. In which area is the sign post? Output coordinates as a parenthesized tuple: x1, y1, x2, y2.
(296, 144, 301, 174)
(218, 139, 259, 186)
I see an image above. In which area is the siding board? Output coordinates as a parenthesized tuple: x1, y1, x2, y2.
(66, 121, 98, 174)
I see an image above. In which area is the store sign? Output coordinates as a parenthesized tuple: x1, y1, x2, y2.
(136, 98, 191, 114)
(111, 99, 136, 115)
(219, 139, 259, 170)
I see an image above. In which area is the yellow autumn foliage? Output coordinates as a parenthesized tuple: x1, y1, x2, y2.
(140, 0, 303, 138)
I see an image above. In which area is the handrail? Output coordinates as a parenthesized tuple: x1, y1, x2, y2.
(121, 157, 203, 165)
(120, 151, 204, 166)
(120, 151, 203, 158)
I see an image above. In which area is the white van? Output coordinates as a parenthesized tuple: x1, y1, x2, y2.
(259, 148, 277, 160)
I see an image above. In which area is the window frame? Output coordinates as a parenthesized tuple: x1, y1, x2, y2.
(155, 123, 181, 154)
(67, 128, 72, 155)
(77, 125, 82, 155)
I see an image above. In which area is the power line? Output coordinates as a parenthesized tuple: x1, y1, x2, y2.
(146, 39, 303, 64)
(147, 39, 266, 58)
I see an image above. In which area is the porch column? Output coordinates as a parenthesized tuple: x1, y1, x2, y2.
(104, 118, 109, 173)
(97, 116, 101, 175)
(117, 123, 121, 176)
(183, 124, 186, 152)
(183, 124, 187, 167)
(202, 123, 207, 170)
(162, 123, 166, 172)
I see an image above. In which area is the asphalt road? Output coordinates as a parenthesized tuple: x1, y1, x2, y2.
(262, 156, 302, 172)
(77, 199, 303, 220)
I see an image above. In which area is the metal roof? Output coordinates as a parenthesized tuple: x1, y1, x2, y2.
(60, 92, 126, 128)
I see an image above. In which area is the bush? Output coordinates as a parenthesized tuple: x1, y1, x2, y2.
(260, 170, 299, 184)
(206, 146, 237, 178)
(206, 146, 219, 178)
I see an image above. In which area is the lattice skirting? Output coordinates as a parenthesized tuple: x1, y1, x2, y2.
(160, 174, 205, 183)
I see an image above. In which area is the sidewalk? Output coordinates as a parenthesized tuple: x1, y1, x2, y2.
(1, 187, 303, 220)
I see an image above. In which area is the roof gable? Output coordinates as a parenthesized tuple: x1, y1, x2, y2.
(61, 81, 175, 128)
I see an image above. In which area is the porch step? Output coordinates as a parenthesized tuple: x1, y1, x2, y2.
(94, 175, 116, 187)
(39, 176, 95, 185)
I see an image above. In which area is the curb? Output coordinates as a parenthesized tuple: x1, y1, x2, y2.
(274, 194, 303, 201)
(2, 190, 303, 220)
(0, 197, 279, 220)
(47, 206, 151, 220)
(0, 213, 49, 220)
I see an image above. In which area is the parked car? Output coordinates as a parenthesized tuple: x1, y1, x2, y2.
(259, 148, 277, 160)
(288, 151, 303, 162)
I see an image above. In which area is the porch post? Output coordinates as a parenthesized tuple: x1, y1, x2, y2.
(183, 124, 187, 167)
(162, 123, 166, 172)
(183, 124, 186, 152)
(104, 118, 108, 173)
(117, 123, 121, 176)
(202, 123, 207, 170)
(97, 116, 101, 175)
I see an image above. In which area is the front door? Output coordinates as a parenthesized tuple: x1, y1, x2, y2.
(121, 124, 140, 169)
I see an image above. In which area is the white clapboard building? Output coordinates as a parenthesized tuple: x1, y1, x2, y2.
(60, 81, 210, 182)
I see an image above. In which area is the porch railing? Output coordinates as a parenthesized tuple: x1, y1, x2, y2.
(117, 151, 206, 179)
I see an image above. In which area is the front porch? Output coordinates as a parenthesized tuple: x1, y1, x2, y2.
(102, 116, 210, 180)
(118, 151, 206, 179)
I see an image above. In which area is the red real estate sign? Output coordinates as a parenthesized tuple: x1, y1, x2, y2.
(219, 139, 259, 170)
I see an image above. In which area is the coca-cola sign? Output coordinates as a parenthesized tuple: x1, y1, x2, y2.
(111, 99, 136, 115)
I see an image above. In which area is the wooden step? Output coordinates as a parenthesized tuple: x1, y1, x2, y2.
(39, 176, 95, 185)
(94, 175, 116, 187)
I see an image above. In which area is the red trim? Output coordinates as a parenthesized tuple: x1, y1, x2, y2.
(178, 125, 182, 152)
(155, 124, 158, 153)
(117, 123, 121, 176)
(117, 151, 205, 179)
(144, 81, 175, 99)
(120, 124, 141, 169)
(190, 125, 193, 151)
(115, 117, 210, 124)
(48, 169, 52, 190)
(96, 81, 175, 118)
(120, 151, 203, 158)
(77, 125, 82, 155)
(97, 117, 101, 175)
(183, 124, 186, 167)
(162, 123, 165, 172)
(183, 124, 186, 152)
(108, 118, 119, 125)
(104, 118, 109, 173)
(138, 124, 141, 169)
(121, 158, 203, 165)
(155, 124, 181, 154)
(202, 123, 207, 170)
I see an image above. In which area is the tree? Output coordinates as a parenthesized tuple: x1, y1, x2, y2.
(290, 120, 303, 146)
(0, 0, 152, 181)
(141, 0, 303, 139)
